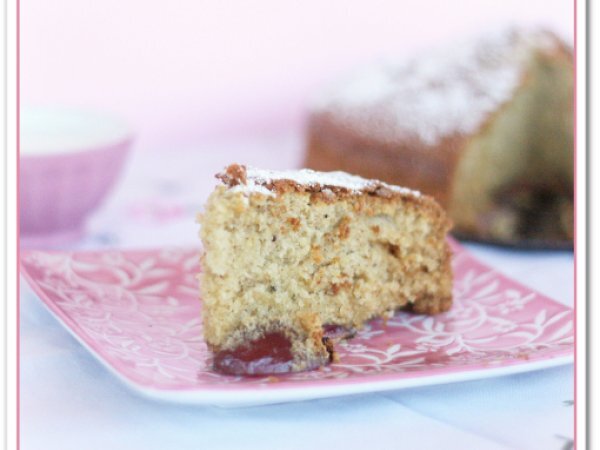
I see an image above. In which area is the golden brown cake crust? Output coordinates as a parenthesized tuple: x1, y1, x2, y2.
(305, 117, 466, 209)
(216, 164, 453, 234)
(218, 163, 436, 203)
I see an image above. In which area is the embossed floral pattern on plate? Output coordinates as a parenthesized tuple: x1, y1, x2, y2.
(20, 243, 573, 403)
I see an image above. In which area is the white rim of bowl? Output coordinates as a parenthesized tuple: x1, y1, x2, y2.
(20, 106, 133, 157)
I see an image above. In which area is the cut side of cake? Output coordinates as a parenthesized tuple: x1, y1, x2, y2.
(199, 164, 453, 375)
(305, 28, 573, 246)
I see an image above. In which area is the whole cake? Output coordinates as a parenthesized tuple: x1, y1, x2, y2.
(305, 29, 574, 245)
(199, 164, 453, 375)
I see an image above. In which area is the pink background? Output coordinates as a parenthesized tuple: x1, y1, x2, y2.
(22, 0, 573, 151)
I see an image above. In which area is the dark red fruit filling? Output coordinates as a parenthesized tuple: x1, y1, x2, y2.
(213, 332, 296, 376)
(213, 324, 357, 375)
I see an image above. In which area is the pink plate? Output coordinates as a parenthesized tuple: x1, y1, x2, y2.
(20, 243, 573, 407)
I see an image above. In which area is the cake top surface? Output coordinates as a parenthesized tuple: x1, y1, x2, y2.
(217, 164, 422, 198)
(313, 28, 568, 146)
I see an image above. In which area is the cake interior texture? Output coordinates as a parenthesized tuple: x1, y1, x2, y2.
(199, 165, 452, 374)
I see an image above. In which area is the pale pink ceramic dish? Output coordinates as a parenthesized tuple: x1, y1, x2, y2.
(20, 107, 133, 246)
(20, 241, 573, 407)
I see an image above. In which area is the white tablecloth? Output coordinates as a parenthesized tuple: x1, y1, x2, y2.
(20, 134, 574, 450)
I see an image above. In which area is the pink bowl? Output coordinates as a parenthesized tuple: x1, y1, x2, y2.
(20, 107, 133, 246)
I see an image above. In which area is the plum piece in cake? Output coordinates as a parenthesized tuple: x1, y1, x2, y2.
(199, 164, 453, 375)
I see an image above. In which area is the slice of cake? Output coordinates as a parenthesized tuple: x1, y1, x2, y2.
(199, 164, 453, 375)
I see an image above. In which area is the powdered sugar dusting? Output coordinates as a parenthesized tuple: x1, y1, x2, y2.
(229, 183, 275, 197)
(223, 166, 421, 198)
(314, 28, 561, 146)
